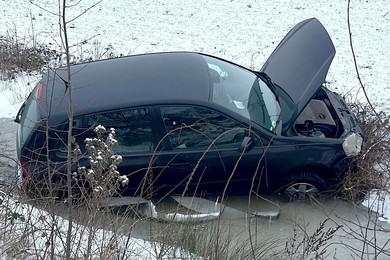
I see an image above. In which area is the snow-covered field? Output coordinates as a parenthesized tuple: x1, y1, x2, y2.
(1, 0, 389, 115)
(1, 0, 390, 258)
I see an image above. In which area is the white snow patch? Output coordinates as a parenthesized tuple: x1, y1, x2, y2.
(362, 191, 390, 224)
(0, 195, 196, 259)
(161, 212, 220, 223)
(118, 175, 128, 186)
(139, 200, 220, 223)
(94, 125, 106, 132)
(0, 89, 24, 118)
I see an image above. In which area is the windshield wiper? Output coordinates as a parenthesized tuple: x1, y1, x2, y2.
(258, 72, 280, 103)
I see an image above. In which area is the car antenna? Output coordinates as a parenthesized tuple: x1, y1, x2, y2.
(57, 75, 70, 90)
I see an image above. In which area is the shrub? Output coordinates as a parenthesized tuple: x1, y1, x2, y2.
(0, 31, 52, 80)
(340, 100, 390, 202)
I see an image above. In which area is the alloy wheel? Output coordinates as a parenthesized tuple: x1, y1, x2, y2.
(285, 182, 319, 201)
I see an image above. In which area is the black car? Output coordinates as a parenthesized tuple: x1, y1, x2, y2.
(15, 18, 363, 199)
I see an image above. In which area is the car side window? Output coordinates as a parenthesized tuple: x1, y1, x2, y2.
(160, 106, 246, 150)
(86, 107, 154, 153)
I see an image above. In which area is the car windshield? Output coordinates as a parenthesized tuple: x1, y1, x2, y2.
(204, 55, 281, 133)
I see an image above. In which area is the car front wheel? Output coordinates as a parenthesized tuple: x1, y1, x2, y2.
(284, 172, 327, 201)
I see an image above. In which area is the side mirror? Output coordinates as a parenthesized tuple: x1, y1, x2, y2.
(239, 136, 254, 153)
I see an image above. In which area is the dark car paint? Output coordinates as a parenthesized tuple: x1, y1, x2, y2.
(21, 102, 348, 197)
(128, 125, 346, 196)
(109, 119, 346, 196)
(15, 18, 361, 197)
(40, 52, 212, 124)
(261, 18, 336, 131)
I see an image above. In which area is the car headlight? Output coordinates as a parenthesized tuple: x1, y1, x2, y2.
(342, 133, 363, 157)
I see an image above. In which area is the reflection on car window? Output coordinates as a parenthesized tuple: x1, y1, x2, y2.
(87, 108, 154, 153)
(203, 55, 281, 133)
(160, 106, 246, 150)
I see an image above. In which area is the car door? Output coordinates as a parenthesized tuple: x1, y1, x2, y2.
(156, 105, 265, 196)
(82, 106, 163, 197)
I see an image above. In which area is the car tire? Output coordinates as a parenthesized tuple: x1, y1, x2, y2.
(284, 172, 327, 201)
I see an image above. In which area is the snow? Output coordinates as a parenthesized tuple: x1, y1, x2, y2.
(0, 74, 40, 117)
(134, 199, 220, 222)
(94, 125, 106, 132)
(118, 175, 128, 186)
(0, 195, 195, 259)
(1, 0, 389, 111)
(161, 212, 220, 222)
(0, 89, 20, 118)
(1, 0, 390, 257)
(362, 191, 390, 223)
(1, 0, 389, 113)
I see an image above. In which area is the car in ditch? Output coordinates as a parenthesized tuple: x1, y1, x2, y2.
(15, 18, 363, 199)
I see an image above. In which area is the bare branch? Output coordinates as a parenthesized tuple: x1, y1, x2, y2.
(29, 1, 59, 16)
(66, 0, 103, 24)
(347, 0, 383, 124)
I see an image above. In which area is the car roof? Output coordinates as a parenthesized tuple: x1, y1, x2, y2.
(41, 52, 212, 122)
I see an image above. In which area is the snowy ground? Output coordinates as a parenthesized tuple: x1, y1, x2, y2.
(1, 0, 389, 112)
(2, 0, 390, 132)
(1, 0, 390, 258)
(0, 194, 192, 259)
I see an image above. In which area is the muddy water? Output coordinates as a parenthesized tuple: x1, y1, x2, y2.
(131, 195, 390, 259)
(220, 196, 390, 259)
(1, 117, 390, 259)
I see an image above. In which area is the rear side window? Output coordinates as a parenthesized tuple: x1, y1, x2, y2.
(86, 107, 154, 153)
(160, 106, 246, 150)
(18, 84, 41, 149)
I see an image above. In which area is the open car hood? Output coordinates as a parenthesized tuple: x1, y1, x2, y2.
(260, 18, 335, 130)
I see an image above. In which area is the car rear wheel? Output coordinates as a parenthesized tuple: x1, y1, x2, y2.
(284, 172, 327, 201)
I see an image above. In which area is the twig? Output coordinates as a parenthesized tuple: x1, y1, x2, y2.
(347, 0, 383, 124)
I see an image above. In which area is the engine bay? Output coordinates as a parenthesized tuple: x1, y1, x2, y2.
(295, 88, 344, 138)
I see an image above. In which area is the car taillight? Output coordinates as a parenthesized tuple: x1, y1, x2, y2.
(37, 82, 44, 100)
(20, 160, 30, 182)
